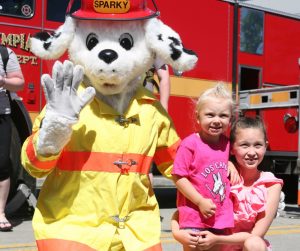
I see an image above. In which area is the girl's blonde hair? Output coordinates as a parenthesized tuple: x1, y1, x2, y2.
(195, 83, 235, 115)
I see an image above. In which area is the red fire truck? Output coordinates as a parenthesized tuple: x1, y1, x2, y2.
(157, 0, 300, 205)
(1, 0, 300, 213)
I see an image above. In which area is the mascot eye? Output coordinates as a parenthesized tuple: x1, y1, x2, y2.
(119, 33, 134, 50)
(86, 33, 99, 50)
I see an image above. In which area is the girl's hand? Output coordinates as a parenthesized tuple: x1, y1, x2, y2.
(198, 198, 216, 218)
(197, 230, 218, 250)
(171, 210, 199, 248)
(173, 229, 200, 248)
(227, 161, 240, 185)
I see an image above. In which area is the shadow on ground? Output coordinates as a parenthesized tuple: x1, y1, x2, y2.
(154, 188, 177, 209)
(7, 201, 34, 228)
(281, 204, 300, 219)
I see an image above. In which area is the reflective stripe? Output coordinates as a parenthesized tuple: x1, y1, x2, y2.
(144, 242, 162, 251)
(36, 236, 161, 251)
(36, 239, 96, 251)
(26, 136, 178, 174)
(154, 140, 180, 166)
(250, 94, 262, 104)
(57, 151, 152, 174)
(272, 91, 289, 102)
(26, 134, 59, 170)
(249, 92, 290, 104)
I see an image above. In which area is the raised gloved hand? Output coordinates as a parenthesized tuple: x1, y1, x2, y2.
(42, 60, 95, 121)
(37, 60, 96, 156)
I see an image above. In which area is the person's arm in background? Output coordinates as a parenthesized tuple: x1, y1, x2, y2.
(157, 64, 170, 111)
(0, 70, 24, 92)
(0, 49, 24, 92)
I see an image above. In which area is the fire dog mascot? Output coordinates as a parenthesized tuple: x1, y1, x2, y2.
(21, 0, 197, 250)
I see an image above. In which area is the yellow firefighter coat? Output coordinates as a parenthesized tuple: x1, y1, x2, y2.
(21, 85, 180, 251)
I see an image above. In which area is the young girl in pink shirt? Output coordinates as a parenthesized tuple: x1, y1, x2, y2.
(173, 116, 283, 251)
(196, 116, 283, 251)
(172, 84, 237, 251)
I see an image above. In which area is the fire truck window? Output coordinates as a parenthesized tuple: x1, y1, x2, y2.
(240, 67, 260, 90)
(47, 0, 81, 22)
(240, 7, 264, 55)
(290, 91, 297, 99)
(0, 0, 34, 18)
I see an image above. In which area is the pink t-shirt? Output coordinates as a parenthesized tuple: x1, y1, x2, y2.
(172, 133, 234, 229)
(231, 172, 283, 232)
(221, 172, 283, 251)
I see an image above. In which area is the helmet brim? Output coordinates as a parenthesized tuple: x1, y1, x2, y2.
(71, 9, 160, 21)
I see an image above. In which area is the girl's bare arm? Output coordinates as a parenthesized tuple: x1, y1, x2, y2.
(173, 175, 216, 218)
(251, 183, 282, 236)
(197, 183, 282, 248)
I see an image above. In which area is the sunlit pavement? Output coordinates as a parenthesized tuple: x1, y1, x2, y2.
(1, 204, 300, 251)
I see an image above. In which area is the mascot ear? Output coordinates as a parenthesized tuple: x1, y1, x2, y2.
(145, 18, 198, 72)
(30, 16, 75, 59)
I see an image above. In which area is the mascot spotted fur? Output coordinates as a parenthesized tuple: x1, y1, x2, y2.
(21, 1, 197, 250)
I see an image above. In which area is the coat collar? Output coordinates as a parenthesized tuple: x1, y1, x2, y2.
(79, 83, 157, 118)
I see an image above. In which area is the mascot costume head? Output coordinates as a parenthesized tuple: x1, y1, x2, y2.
(22, 0, 198, 250)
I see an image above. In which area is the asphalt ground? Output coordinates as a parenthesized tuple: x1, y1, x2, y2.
(161, 205, 300, 251)
(1, 206, 300, 251)
(1, 193, 300, 251)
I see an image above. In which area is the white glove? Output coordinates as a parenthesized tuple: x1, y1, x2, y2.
(276, 191, 286, 218)
(37, 60, 95, 156)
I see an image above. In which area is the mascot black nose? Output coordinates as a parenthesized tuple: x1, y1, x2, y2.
(98, 49, 118, 64)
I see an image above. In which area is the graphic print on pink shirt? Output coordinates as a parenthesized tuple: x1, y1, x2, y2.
(172, 133, 234, 229)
